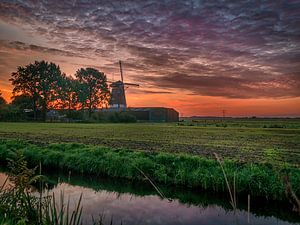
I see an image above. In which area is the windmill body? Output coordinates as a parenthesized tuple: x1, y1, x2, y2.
(109, 61, 139, 110)
(109, 80, 127, 109)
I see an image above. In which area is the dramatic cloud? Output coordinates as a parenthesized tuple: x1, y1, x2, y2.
(0, 40, 87, 58)
(0, 0, 299, 115)
(144, 72, 300, 98)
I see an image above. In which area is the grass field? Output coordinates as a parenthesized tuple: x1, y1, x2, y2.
(0, 119, 299, 166)
(0, 119, 300, 202)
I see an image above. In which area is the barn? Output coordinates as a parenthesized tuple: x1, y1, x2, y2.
(127, 107, 179, 122)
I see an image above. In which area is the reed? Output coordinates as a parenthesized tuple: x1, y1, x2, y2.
(214, 153, 237, 210)
(0, 151, 111, 225)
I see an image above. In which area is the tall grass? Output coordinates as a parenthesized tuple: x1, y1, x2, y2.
(214, 153, 237, 210)
(0, 151, 85, 225)
(0, 151, 114, 225)
(0, 139, 299, 201)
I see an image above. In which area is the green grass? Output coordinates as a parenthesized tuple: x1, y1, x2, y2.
(0, 120, 299, 166)
(1, 120, 299, 220)
(182, 118, 300, 129)
(0, 139, 299, 202)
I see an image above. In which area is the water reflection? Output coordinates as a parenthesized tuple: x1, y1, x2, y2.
(40, 182, 293, 225)
(0, 171, 299, 225)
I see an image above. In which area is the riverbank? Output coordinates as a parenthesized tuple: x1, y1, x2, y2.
(0, 139, 299, 202)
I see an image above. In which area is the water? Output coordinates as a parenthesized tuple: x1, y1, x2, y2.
(1, 171, 299, 225)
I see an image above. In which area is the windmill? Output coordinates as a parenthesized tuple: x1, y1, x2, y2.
(109, 61, 139, 110)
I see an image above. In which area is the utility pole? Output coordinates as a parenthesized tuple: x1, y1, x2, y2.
(222, 109, 226, 119)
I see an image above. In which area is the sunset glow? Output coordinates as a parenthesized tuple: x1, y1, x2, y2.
(0, 1, 300, 116)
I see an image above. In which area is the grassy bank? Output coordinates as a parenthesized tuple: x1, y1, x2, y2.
(0, 139, 299, 202)
(0, 121, 299, 167)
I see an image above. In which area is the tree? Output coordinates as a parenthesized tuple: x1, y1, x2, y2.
(75, 68, 110, 117)
(54, 74, 78, 111)
(0, 90, 6, 106)
(11, 94, 34, 110)
(11, 94, 35, 121)
(10, 60, 63, 121)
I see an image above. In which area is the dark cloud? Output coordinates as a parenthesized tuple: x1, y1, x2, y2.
(128, 89, 173, 95)
(0, 0, 299, 98)
(144, 72, 300, 98)
(0, 40, 88, 58)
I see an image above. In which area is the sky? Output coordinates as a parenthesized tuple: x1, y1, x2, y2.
(0, 0, 299, 117)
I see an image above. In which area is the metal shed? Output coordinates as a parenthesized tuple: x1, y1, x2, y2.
(127, 107, 179, 122)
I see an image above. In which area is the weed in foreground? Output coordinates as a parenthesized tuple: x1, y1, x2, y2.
(0, 151, 117, 225)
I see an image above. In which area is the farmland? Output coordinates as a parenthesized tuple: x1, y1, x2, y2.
(0, 119, 299, 166)
(0, 119, 300, 214)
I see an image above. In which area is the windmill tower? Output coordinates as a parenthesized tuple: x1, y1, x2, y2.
(109, 61, 139, 110)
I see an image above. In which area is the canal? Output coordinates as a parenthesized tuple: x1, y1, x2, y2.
(0, 170, 299, 225)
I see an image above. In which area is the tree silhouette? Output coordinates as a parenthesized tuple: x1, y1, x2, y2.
(75, 68, 110, 117)
(10, 60, 63, 121)
(11, 94, 34, 111)
(0, 90, 6, 106)
(55, 74, 78, 111)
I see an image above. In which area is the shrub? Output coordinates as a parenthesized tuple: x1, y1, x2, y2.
(108, 112, 136, 123)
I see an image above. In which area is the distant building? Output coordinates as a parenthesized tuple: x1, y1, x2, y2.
(127, 107, 179, 122)
(47, 110, 66, 122)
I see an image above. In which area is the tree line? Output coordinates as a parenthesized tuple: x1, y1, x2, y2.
(0, 60, 111, 121)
